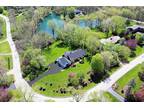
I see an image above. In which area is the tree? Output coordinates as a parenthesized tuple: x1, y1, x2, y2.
(86, 36, 101, 55)
(22, 48, 47, 80)
(68, 74, 79, 89)
(113, 45, 131, 62)
(0, 7, 3, 14)
(48, 20, 56, 38)
(69, 12, 75, 19)
(32, 32, 53, 49)
(102, 16, 126, 36)
(91, 53, 104, 73)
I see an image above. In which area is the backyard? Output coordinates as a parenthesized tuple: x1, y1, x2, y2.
(42, 41, 70, 65)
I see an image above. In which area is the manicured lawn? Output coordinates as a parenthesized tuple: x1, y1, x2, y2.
(0, 55, 13, 70)
(115, 64, 143, 97)
(0, 41, 11, 53)
(42, 41, 70, 65)
(103, 92, 119, 102)
(32, 58, 94, 97)
(128, 46, 144, 62)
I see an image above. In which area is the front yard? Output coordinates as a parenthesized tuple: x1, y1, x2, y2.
(32, 58, 94, 97)
(115, 64, 143, 97)
(103, 92, 119, 102)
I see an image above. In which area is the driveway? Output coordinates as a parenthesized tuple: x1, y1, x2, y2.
(29, 63, 63, 85)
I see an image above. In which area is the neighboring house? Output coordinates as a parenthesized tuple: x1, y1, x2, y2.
(100, 36, 120, 44)
(126, 25, 144, 34)
(64, 49, 86, 63)
(74, 9, 83, 15)
(134, 87, 144, 102)
(56, 57, 71, 69)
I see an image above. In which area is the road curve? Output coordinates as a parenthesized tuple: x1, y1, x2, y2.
(0, 14, 144, 102)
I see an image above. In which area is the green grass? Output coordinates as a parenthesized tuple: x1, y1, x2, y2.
(0, 41, 11, 53)
(115, 64, 142, 97)
(103, 92, 119, 102)
(0, 55, 13, 70)
(128, 46, 144, 62)
(42, 41, 70, 65)
(32, 58, 93, 97)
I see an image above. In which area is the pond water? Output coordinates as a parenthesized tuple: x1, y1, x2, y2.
(37, 13, 100, 37)
(37, 13, 64, 37)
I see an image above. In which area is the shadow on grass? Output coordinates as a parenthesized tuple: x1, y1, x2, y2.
(90, 71, 110, 83)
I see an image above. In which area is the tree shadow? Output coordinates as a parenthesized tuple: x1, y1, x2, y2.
(90, 71, 110, 83)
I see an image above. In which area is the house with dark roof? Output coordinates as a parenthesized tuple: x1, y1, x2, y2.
(56, 57, 71, 69)
(64, 49, 86, 63)
(55, 49, 86, 69)
(126, 25, 144, 34)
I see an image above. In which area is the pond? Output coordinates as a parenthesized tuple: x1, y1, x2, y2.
(37, 12, 100, 37)
(37, 13, 64, 38)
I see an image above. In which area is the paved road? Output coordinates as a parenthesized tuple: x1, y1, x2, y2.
(107, 87, 124, 102)
(1, 14, 144, 102)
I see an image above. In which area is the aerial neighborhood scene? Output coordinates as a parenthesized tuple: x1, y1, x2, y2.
(1, 6, 144, 102)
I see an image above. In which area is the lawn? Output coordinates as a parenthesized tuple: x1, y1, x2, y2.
(128, 46, 144, 62)
(0, 41, 11, 53)
(0, 55, 13, 70)
(115, 64, 143, 97)
(32, 58, 94, 97)
(103, 92, 119, 102)
(42, 41, 70, 65)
